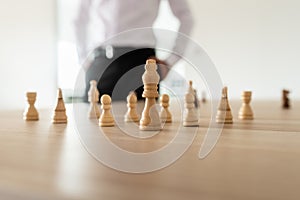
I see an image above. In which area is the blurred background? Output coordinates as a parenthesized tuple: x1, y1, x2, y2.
(0, 0, 299, 109)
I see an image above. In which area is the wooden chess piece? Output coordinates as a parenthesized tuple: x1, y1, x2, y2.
(124, 91, 139, 122)
(238, 91, 254, 120)
(139, 59, 161, 131)
(159, 94, 172, 123)
(216, 87, 233, 124)
(201, 91, 207, 103)
(282, 89, 290, 109)
(188, 80, 199, 108)
(99, 94, 114, 127)
(52, 88, 67, 124)
(183, 93, 199, 127)
(88, 80, 101, 118)
(23, 92, 39, 121)
(194, 89, 200, 108)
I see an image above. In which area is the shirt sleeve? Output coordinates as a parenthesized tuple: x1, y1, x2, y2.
(74, 0, 92, 64)
(165, 0, 195, 66)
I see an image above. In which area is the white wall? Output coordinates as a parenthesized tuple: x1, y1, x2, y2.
(2, 0, 298, 110)
(187, 0, 300, 99)
(56, 0, 300, 100)
(0, 0, 57, 110)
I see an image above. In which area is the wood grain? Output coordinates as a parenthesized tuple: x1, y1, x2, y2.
(0, 100, 299, 200)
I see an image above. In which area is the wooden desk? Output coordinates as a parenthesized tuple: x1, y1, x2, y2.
(0, 101, 300, 200)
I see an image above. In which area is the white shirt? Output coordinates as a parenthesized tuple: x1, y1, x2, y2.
(74, 0, 194, 64)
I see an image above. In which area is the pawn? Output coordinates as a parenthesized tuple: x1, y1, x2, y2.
(238, 91, 254, 120)
(99, 94, 114, 127)
(52, 88, 67, 124)
(282, 89, 290, 109)
(23, 92, 39, 121)
(88, 80, 101, 118)
(183, 93, 199, 127)
(216, 87, 233, 124)
(159, 94, 172, 123)
(124, 91, 139, 122)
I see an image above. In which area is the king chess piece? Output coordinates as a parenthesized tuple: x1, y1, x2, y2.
(139, 59, 161, 131)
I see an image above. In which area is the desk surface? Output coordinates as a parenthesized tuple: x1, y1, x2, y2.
(0, 100, 300, 200)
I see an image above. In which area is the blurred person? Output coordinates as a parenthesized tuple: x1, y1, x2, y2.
(74, 0, 194, 101)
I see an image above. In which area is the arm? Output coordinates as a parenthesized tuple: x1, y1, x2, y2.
(165, 0, 195, 66)
(74, 0, 92, 65)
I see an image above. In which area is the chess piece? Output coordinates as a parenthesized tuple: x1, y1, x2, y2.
(238, 91, 254, 120)
(88, 80, 101, 118)
(183, 93, 199, 127)
(194, 89, 200, 108)
(52, 88, 67, 124)
(216, 87, 233, 124)
(124, 91, 139, 122)
(139, 59, 161, 131)
(23, 92, 39, 121)
(188, 80, 199, 108)
(201, 91, 207, 103)
(159, 94, 172, 123)
(99, 94, 114, 127)
(282, 89, 290, 109)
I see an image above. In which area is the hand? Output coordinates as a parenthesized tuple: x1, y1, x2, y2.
(82, 55, 94, 72)
(148, 56, 170, 80)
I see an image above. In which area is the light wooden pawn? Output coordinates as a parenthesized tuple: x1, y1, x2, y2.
(159, 94, 172, 123)
(183, 93, 199, 127)
(88, 80, 101, 118)
(139, 59, 161, 131)
(238, 91, 254, 120)
(99, 94, 114, 127)
(23, 92, 39, 121)
(216, 87, 233, 124)
(52, 88, 67, 124)
(124, 91, 139, 122)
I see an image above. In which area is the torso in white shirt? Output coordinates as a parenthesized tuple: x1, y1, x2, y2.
(88, 0, 161, 48)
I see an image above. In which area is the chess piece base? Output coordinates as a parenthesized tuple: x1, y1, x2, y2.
(139, 124, 161, 131)
(183, 121, 199, 127)
(89, 112, 100, 119)
(216, 119, 233, 124)
(124, 116, 139, 122)
(99, 122, 115, 127)
(24, 116, 39, 121)
(161, 118, 172, 123)
(52, 119, 67, 124)
(88, 104, 100, 119)
(238, 115, 253, 120)
(216, 110, 233, 124)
